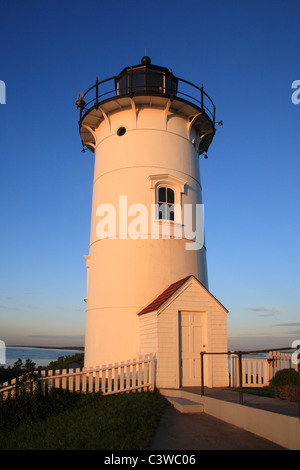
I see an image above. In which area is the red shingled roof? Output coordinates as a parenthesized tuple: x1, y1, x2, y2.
(138, 276, 192, 315)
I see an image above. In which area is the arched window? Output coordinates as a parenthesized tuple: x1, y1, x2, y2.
(148, 174, 186, 225)
(157, 186, 175, 221)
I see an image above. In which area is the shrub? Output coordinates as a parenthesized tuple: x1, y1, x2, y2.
(0, 387, 83, 433)
(268, 368, 299, 402)
(276, 385, 299, 402)
(0, 366, 26, 385)
(269, 368, 299, 388)
(47, 353, 84, 371)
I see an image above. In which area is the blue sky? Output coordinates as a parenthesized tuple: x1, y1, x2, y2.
(0, 0, 299, 350)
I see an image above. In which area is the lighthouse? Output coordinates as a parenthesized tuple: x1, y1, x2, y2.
(76, 57, 228, 388)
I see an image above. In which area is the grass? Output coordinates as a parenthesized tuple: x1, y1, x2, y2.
(229, 387, 276, 398)
(0, 390, 168, 450)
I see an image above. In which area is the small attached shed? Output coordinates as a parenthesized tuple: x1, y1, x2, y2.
(138, 275, 229, 389)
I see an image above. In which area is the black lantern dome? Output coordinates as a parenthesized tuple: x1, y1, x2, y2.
(76, 57, 219, 156)
(115, 56, 178, 98)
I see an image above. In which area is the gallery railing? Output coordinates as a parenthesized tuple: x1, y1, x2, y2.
(76, 70, 216, 126)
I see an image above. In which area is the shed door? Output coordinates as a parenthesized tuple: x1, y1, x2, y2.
(179, 312, 204, 386)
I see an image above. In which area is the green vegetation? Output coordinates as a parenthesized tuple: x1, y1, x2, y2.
(47, 353, 84, 370)
(0, 353, 84, 385)
(231, 368, 299, 402)
(268, 368, 298, 388)
(268, 368, 299, 402)
(231, 387, 276, 398)
(0, 358, 38, 384)
(0, 354, 166, 449)
(0, 389, 167, 450)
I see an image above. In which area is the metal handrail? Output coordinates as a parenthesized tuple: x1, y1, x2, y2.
(200, 346, 300, 418)
(76, 72, 216, 125)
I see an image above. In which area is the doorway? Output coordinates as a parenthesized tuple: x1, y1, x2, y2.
(179, 312, 205, 386)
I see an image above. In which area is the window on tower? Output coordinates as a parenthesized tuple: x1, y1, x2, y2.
(148, 174, 186, 226)
(157, 186, 175, 221)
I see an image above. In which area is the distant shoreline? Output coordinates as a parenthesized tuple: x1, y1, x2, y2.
(7, 345, 84, 351)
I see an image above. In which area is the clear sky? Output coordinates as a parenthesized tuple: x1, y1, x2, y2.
(0, 0, 299, 351)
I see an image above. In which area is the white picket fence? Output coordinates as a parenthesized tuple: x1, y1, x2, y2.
(0, 354, 155, 399)
(230, 351, 297, 388)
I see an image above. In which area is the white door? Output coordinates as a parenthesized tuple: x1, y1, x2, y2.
(180, 312, 204, 386)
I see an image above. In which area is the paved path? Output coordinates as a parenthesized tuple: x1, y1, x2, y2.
(188, 387, 299, 417)
(150, 405, 286, 450)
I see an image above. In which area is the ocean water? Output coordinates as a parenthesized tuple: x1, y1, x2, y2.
(3, 346, 83, 368)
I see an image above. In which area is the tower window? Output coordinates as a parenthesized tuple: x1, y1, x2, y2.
(148, 174, 186, 225)
(157, 187, 175, 221)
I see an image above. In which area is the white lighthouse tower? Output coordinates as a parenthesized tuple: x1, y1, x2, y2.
(76, 57, 228, 388)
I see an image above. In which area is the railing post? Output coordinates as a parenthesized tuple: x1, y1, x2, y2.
(297, 345, 300, 420)
(96, 77, 99, 108)
(200, 352, 205, 395)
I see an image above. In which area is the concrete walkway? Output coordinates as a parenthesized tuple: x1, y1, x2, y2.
(185, 387, 299, 417)
(150, 388, 299, 450)
(150, 405, 285, 450)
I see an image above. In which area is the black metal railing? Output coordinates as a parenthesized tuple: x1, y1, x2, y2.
(76, 70, 216, 126)
(200, 346, 300, 418)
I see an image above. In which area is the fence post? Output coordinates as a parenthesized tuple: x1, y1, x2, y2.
(101, 365, 106, 394)
(68, 368, 74, 392)
(75, 368, 81, 392)
(47, 369, 53, 394)
(113, 363, 119, 392)
(149, 354, 155, 391)
(82, 368, 87, 393)
(126, 359, 131, 390)
(107, 364, 112, 393)
(95, 368, 100, 393)
(55, 369, 60, 389)
(132, 358, 136, 390)
(238, 352, 243, 405)
(62, 369, 67, 391)
(230, 354, 234, 387)
(88, 366, 94, 393)
(120, 362, 125, 390)
(40, 370, 46, 396)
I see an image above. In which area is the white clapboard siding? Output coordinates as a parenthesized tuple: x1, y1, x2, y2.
(139, 277, 229, 388)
